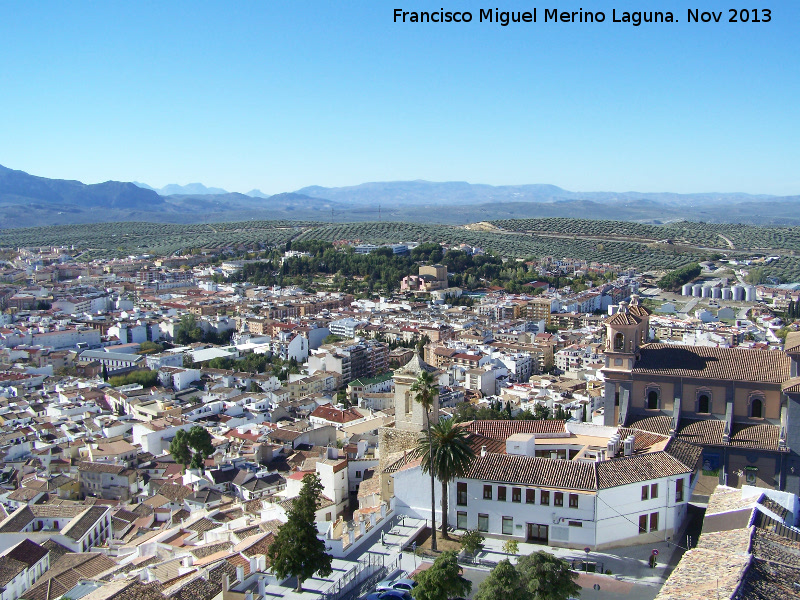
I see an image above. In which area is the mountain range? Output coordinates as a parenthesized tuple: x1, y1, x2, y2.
(1, 163, 799, 229)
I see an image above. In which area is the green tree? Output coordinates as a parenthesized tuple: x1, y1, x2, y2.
(461, 529, 484, 556)
(411, 368, 440, 551)
(745, 267, 766, 285)
(174, 314, 203, 345)
(137, 341, 164, 355)
(517, 551, 581, 600)
(169, 425, 214, 472)
(474, 559, 532, 600)
(412, 551, 471, 600)
(267, 474, 333, 593)
(533, 404, 551, 420)
(416, 418, 475, 539)
(107, 370, 159, 388)
(502, 539, 519, 555)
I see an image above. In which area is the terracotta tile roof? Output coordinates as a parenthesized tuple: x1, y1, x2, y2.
(654, 548, 749, 600)
(78, 461, 127, 474)
(625, 415, 672, 436)
(189, 542, 234, 559)
(235, 531, 274, 559)
(705, 486, 754, 516)
(171, 509, 191, 524)
(309, 405, 363, 424)
(384, 450, 422, 474)
(63, 506, 110, 541)
(463, 419, 567, 439)
(751, 529, 800, 568)
(730, 423, 782, 451)
(356, 469, 380, 499)
(186, 517, 220, 534)
(694, 527, 752, 555)
(225, 553, 251, 576)
(738, 559, 800, 600)
(596, 452, 691, 489)
(232, 525, 261, 540)
(663, 438, 703, 470)
(616, 427, 670, 452)
(784, 331, 800, 354)
(0, 557, 27, 588)
(24, 553, 118, 600)
(633, 343, 791, 383)
(40, 539, 73, 563)
(676, 419, 726, 446)
(278, 494, 334, 511)
(156, 482, 194, 502)
(757, 496, 790, 521)
(464, 453, 597, 491)
(465, 432, 507, 455)
(782, 377, 800, 393)
(604, 311, 641, 326)
(6, 539, 49, 568)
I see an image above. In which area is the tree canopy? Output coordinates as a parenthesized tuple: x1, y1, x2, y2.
(267, 473, 333, 593)
(517, 551, 581, 600)
(174, 314, 204, 345)
(107, 369, 159, 388)
(474, 552, 579, 600)
(412, 551, 471, 600)
(169, 425, 214, 472)
(657, 262, 701, 291)
(416, 418, 475, 538)
(474, 559, 531, 600)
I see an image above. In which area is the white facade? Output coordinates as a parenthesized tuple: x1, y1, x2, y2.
(393, 463, 693, 550)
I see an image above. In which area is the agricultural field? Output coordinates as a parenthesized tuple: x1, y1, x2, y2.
(2, 217, 800, 282)
(0, 221, 313, 259)
(492, 218, 800, 254)
(294, 221, 707, 270)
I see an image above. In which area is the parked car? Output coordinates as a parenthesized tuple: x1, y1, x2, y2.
(387, 579, 417, 592)
(375, 571, 409, 591)
(376, 575, 417, 593)
(365, 591, 412, 600)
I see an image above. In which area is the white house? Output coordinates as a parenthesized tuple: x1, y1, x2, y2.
(0, 539, 50, 600)
(390, 420, 700, 550)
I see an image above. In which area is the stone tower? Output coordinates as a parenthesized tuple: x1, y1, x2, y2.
(393, 352, 441, 432)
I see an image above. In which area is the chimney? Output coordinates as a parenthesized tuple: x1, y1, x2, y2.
(249, 556, 258, 574)
(237, 565, 245, 583)
(480, 446, 487, 457)
(245, 592, 253, 600)
(182, 555, 194, 568)
(258, 577, 266, 598)
(222, 574, 230, 592)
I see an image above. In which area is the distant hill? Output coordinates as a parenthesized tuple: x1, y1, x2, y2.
(133, 181, 229, 196)
(296, 180, 571, 206)
(1, 164, 799, 229)
(0, 164, 164, 208)
(295, 180, 780, 208)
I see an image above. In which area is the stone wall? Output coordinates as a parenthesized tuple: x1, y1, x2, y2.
(378, 426, 420, 501)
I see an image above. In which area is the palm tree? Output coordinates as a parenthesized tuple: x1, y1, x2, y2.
(417, 418, 476, 540)
(411, 369, 439, 551)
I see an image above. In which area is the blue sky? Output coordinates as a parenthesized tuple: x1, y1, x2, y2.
(1, 1, 798, 195)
